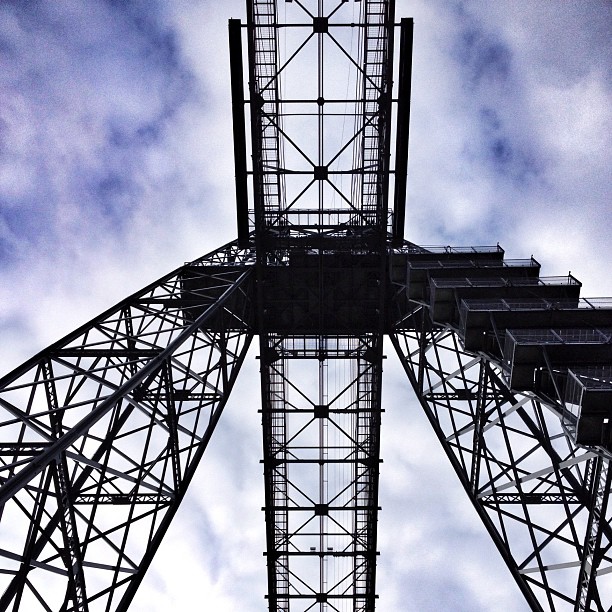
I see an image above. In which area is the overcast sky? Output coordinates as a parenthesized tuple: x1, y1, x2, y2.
(0, 0, 610, 610)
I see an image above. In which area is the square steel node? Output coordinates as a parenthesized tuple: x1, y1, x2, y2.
(314, 404, 329, 418)
(313, 17, 328, 33)
(313, 165, 328, 180)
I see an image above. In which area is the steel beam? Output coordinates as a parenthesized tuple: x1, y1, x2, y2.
(392, 17, 414, 245)
(229, 18, 250, 247)
(0, 243, 256, 611)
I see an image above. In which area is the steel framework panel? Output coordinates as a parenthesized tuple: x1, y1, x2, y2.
(0, 242, 256, 611)
(245, 0, 396, 244)
(248, 5, 394, 608)
(391, 312, 612, 612)
(260, 335, 382, 611)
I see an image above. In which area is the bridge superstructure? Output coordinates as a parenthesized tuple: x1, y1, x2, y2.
(0, 1, 610, 611)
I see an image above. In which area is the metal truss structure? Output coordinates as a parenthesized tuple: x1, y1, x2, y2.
(0, 244, 256, 611)
(0, 1, 611, 611)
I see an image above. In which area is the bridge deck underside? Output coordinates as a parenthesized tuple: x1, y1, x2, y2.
(261, 335, 382, 612)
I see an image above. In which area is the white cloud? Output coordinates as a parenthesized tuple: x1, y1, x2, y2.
(0, 1, 609, 610)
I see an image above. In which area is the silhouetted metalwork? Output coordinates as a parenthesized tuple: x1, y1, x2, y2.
(0, 1, 610, 611)
(0, 242, 256, 610)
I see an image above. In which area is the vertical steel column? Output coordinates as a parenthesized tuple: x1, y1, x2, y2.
(391, 17, 414, 245)
(229, 19, 250, 247)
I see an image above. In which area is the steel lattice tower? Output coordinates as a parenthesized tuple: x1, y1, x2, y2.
(1, 2, 611, 611)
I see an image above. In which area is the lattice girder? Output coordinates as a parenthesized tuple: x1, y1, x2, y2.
(260, 334, 382, 612)
(0, 243, 256, 611)
(391, 311, 612, 612)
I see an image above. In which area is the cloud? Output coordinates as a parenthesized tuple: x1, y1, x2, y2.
(0, 0, 241, 365)
(399, 0, 610, 292)
(0, 1, 609, 610)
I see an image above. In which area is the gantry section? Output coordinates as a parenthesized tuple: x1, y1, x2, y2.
(236, 1, 399, 609)
(235, 0, 405, 244)
(260, 335, 382, 610)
